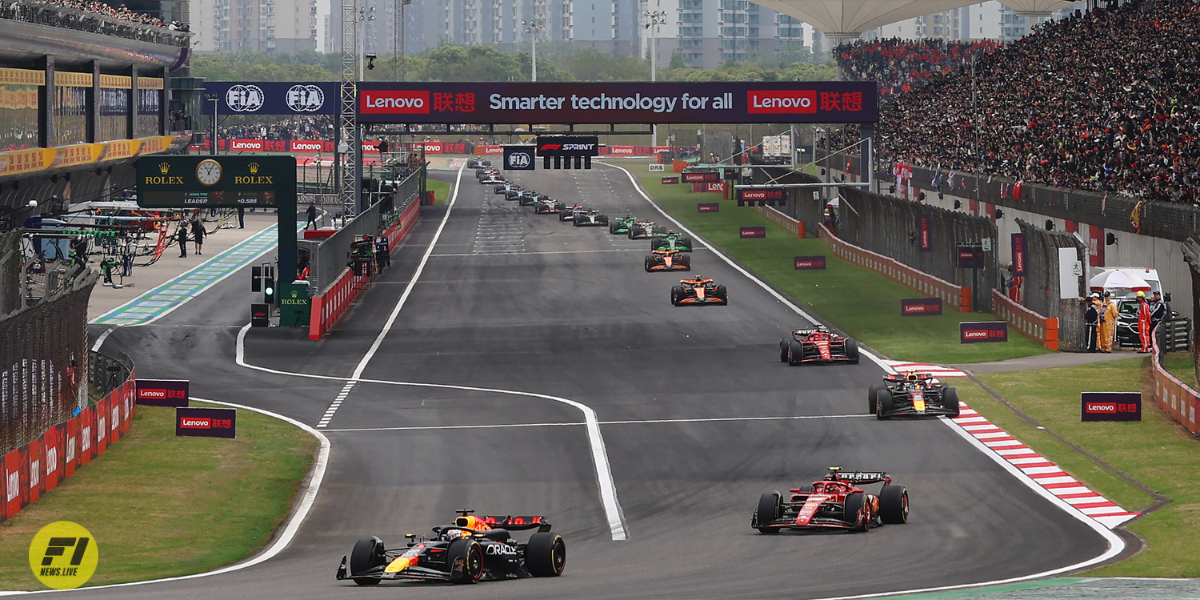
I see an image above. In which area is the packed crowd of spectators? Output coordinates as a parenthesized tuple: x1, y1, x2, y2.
(36, 0, 167, 27)
(836, 38, 1002, 99)
(869, 0, 1200, 204)
(220, 117, 335, 141)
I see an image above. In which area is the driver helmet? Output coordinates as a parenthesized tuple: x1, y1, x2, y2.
(905, 370, 919, 381)
(815, 325, 829, 333)
(444, 529, 464, 542)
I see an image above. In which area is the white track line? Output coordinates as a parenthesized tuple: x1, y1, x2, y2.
(237, 167, 629, 542)
(604, 162, 1127, 594)
(0, 397, 329, 597)
(323, 412, 872, 432)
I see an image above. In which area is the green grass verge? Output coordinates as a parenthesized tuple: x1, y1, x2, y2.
(426, 179, 451, 206)
(0, 402, 317, 590)
(967, 358, 1200, 577)
(1160, 351, 1198, 389)
(615, 162, 1050, 364)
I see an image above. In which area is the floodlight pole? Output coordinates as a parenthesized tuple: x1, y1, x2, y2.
(643, 10, 667, 147)
(523, 18, 544, 82)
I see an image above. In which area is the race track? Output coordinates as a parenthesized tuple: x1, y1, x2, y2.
(83, 163, 1112, 600)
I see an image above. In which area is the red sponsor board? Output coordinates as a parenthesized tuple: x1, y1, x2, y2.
(609, 145, 636, 155)
(683, 172, 719, 183)
(917, 214, 932, 251)
(476, 145, 504, 155)
(42, 426, 61, 491)
(176, 407, 237, 439)
(229, 139, 264, 152)
(289, 140, 326, 153)
(423, 142, 444, 154)
(698, 203, 720, 212)
(95, 397, 109, 455)
(78, 406, 95, 465)
(26, 439, 40, 503)
(793, 256, 826, 270)
(1081, 392, 1141, 422)
(64, 417, 77, 478)
(661, 176, 679, 184)
(740, 227, 767, 239)
(360, 90, 432, 114)
(960, 321, 1008, 343)
(747, 90, 818, 114)
(737, 187, 785, 206)
(3, 449, 20, 519)
(653, 146, 671, 154)
(705, 182, 726, 193)
(901, 298, 943, 316)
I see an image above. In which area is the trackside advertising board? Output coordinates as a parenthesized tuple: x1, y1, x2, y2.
(901, 298, 942, 316)
(200, 82, 338, 116)
(1081, 391, 1142, 422)
(176, 407, 237, 439)
(357, 82, 878, 124)
(960, 321, 1008, 343)
(134, 379, 189, 407)
(794, 256, 826, 270)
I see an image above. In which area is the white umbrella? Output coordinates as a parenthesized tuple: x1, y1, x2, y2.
(1089, 270, 1151, 294)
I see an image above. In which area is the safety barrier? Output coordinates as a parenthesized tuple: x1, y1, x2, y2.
(308, 198, 421, 340)
(751, 203, 804, 237)
(992, 290, 1059, 350)
(1, 361, 136, 523)
(1151, 335, 1200, 436)
(818, 223, 971, 312)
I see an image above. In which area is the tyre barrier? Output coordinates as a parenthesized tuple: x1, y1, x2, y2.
(1151, 334, 1200, 436)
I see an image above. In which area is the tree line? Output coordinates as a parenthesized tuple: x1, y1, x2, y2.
(190, 44, 836, 84)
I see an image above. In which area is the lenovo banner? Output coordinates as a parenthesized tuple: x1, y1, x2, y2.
(228, 139, 264, 152)
(740, 227, 767, 239)
(661, 176, 679, 184)
(957, 244, 984, 269)
(901, 298, 943, 316)
(917, 214, 932, 252)
(357, 81, 878, 124)
(794, 256, 826, 270)
(683, 172, 719, 183)
(1012, 233, 1027, 276)
(134, 379, 189, 407)
(737, 187, 785, 207)
(705, 182, 727, 193)
(698, 203, 720, 212)
(1080, 391, 1142, 422)
(960, 321, 1008, 343)
(176, 407, 237, 439)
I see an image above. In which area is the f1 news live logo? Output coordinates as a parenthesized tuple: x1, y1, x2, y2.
(747, 90, 816, 114)
(29, 521, 99, 590)
(361, 91, 430, 114)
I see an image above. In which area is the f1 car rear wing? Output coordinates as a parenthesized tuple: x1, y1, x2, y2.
(830, 471, 892, 486)
(884, 373, 934, 382)
(479, 515, 553, 532)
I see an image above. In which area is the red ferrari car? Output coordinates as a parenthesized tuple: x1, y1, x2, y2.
(778, 325, 859, 365)
(752, 467, 909, 534)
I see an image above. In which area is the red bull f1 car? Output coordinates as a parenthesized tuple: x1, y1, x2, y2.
(671, 276, 727, 306)
(869, 371, 961, 419)
(779, 325, 860, 365)
(336, 510, 566, 585)
(752, 467, 909, 534)
(645, 249, 691, 272)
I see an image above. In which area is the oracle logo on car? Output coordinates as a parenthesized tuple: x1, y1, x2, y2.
(360, 91, 431, 114)
(747, 90, 817, 114)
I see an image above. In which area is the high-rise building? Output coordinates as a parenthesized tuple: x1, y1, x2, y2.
(869, 2, 1084, 43)
(195, 0, 318, 53)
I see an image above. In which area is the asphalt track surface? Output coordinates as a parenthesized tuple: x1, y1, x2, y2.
(81, 164, 1110, 600)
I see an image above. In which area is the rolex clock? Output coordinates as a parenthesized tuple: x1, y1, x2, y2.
(196, 159, 223, 186)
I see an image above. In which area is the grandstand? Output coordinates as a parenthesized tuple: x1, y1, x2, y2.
(846, 0, 1199, 204)
(0, 0, 196, 228)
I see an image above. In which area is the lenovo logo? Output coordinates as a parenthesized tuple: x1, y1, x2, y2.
(231, 139, 263, 151)
(747, 90, 817, 114)
(1085, 403, 1116, 413)
(361, 91, 431, 114)
(963, 330, 988, 338)
(180, 418, 211, 429)
(138, 390, 166, 398)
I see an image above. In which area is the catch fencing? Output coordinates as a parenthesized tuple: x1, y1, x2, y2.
(1017, 218, 1089, 351)
(836, 187, 997, 313)
(299, 169, 422, 295)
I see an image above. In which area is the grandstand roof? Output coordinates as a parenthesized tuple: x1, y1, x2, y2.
(749, 1, 979, 38)
(750, 0, 1078, 37)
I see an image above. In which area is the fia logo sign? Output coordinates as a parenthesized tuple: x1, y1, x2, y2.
(508, 151, 530, 169)
(286, 85, 325, 112)
(226, 85, 264, 112)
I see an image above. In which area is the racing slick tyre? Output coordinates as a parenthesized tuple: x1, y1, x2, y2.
(845, 337, 860, 364)
(755, 491, 782, 534)
(868, 384, 884, 415)
(876, 389, 894, 420)
(942, 387, 961, 418)
(573, 217, 583, 227)
(525, 532, 567, 577)
(713, 285, 728, 303)
(679, 255, 692, 270)
(779, 339, 789, 362)
(559, 211, 568, 221)
(879, 485, 909, 525)
(681, 237, 694, 251)
(628, 227, 640, 239)
(645, 256, 656, 272)
(671, 286, 684, 306)
(844, 493, 871, 532)
(788, 340, 804, 366)
(447, 539, 485, 584)
(349, 537, 386, 585)
(610, 223, 618, 234)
